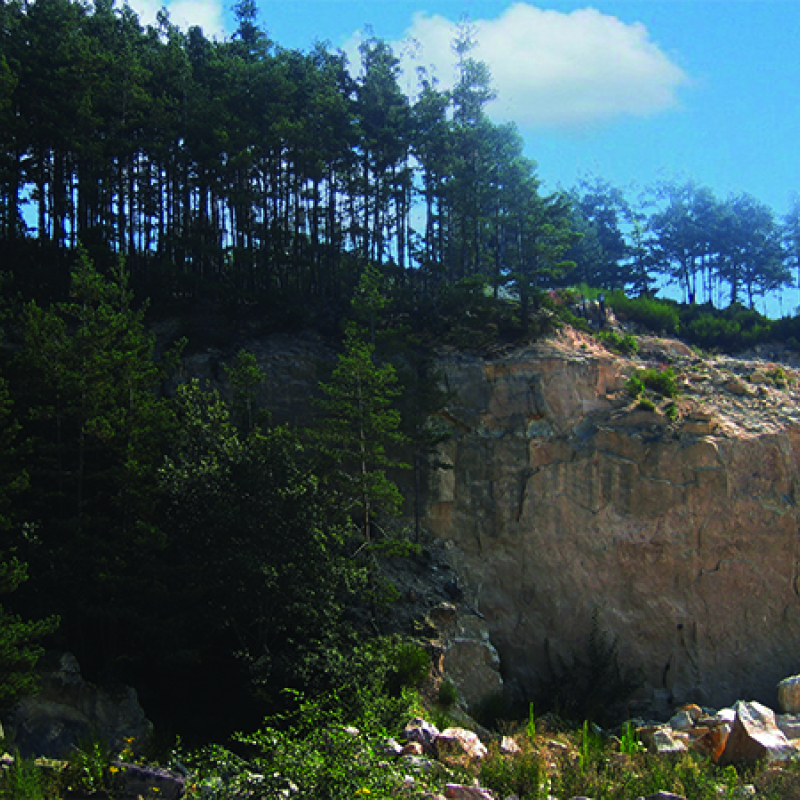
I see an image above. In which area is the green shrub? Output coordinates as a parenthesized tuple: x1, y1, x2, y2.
(385, 640, 431, 695)
(189, 688, 439, 800)
(479, 741, 545, 800)
(626, 373, 645, 398)
(64, 736, 113, 797)
(437, 679, 458, 708)
(628, 367, 679, 399)
(605, 290, 680, 335)
(0, 753, 46, 800)
(598, 330, 639, 356)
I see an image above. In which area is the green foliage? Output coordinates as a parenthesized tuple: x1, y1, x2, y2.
(577, 719, 605, 772)
(605, 290, 680, 335)
(597, 330, 639, 356)
(619, 721, 645, 755)
(626, 372, 645, 398)
(186, 685, 437, 800)
(12, 250, 180, 681)
(636, 397, 657, 412)
(437, 679, 458, 708)
(63, 736, 114, 796)
(0, 752, 48, 800)
(479, 740, 545, 800)
(628, 367, 679, 399)
(159, 380, 370, 718)
(0, 555, 58, 709)
(382, 639, 431, 697)
(223, 349, 267, 431)
(526, 702, 536, 740)
(312, 321, 409, 540)
(679, 302, 771, 351)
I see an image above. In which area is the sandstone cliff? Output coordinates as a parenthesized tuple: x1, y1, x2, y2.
(423, 328, 800, 713)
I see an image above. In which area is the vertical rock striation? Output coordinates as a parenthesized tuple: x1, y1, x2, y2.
(424, 330, 800, 711)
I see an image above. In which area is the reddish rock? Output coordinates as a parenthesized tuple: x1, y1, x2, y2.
(718, 701, 796, 766)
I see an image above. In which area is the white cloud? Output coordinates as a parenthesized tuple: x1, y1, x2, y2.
(379, 3, 688, 130)
(123, 0, 227, 38)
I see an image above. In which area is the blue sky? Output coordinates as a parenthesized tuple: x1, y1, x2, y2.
(126, 0, 800, 221)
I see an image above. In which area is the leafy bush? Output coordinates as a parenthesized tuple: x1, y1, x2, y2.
(186, 687, 438, 800)
(605, 291, 680, 335)
(437, 679, 458, 708)
(626, 373, 645, 398)
(598, 330, 639, 356)
(0, 752, 48, 800)
(680, 302, 772, 351)
(628, 367, 679, 399)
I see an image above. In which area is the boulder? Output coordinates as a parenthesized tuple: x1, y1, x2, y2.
(689, 724, 729, 762)
(402, 719, 440, 756)
(110, 762, 185, 800)
(637, 794, 687, 800)
(499, 735, 521, 755)
(667, 709, 695, 732)
(428, 613, 504, 712)
(2, 653, 153, 759)
(777, 675, 800, 714)
(444, 784, 496, 800)
(434, 728, 488, 764)
(776, 713, 800, 739)
(718, 701, 796, 766)
(639, 725, 688, 755)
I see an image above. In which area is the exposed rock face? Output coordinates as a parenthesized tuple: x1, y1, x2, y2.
(423, 329, 800, 711)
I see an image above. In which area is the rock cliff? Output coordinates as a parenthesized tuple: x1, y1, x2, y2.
(423, 327, 800, 712)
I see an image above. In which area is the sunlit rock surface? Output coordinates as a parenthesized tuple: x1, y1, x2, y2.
(423, 329, 800, 710)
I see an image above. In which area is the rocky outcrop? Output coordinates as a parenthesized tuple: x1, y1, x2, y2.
(2, 653, 153, 759)
(423, 329, 800, 712)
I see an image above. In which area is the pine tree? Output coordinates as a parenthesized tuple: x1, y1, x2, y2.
(313, 320, 408, 541)
(0, 555, 59, 709)
(16, 248, 181, 677)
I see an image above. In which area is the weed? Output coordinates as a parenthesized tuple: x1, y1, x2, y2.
(526, 702, 536, 741)
(64, 735, 113, 796)
(619, 721, 645, 755)
(479, 740, 546, 800)
(0, 753, 45, 800)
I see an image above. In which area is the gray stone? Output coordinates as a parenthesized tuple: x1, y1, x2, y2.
(776, 713, 800, 739)
(402, 719, 440, 755)
(110, 762, 184, 800)
(2, 653, 153, 759)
